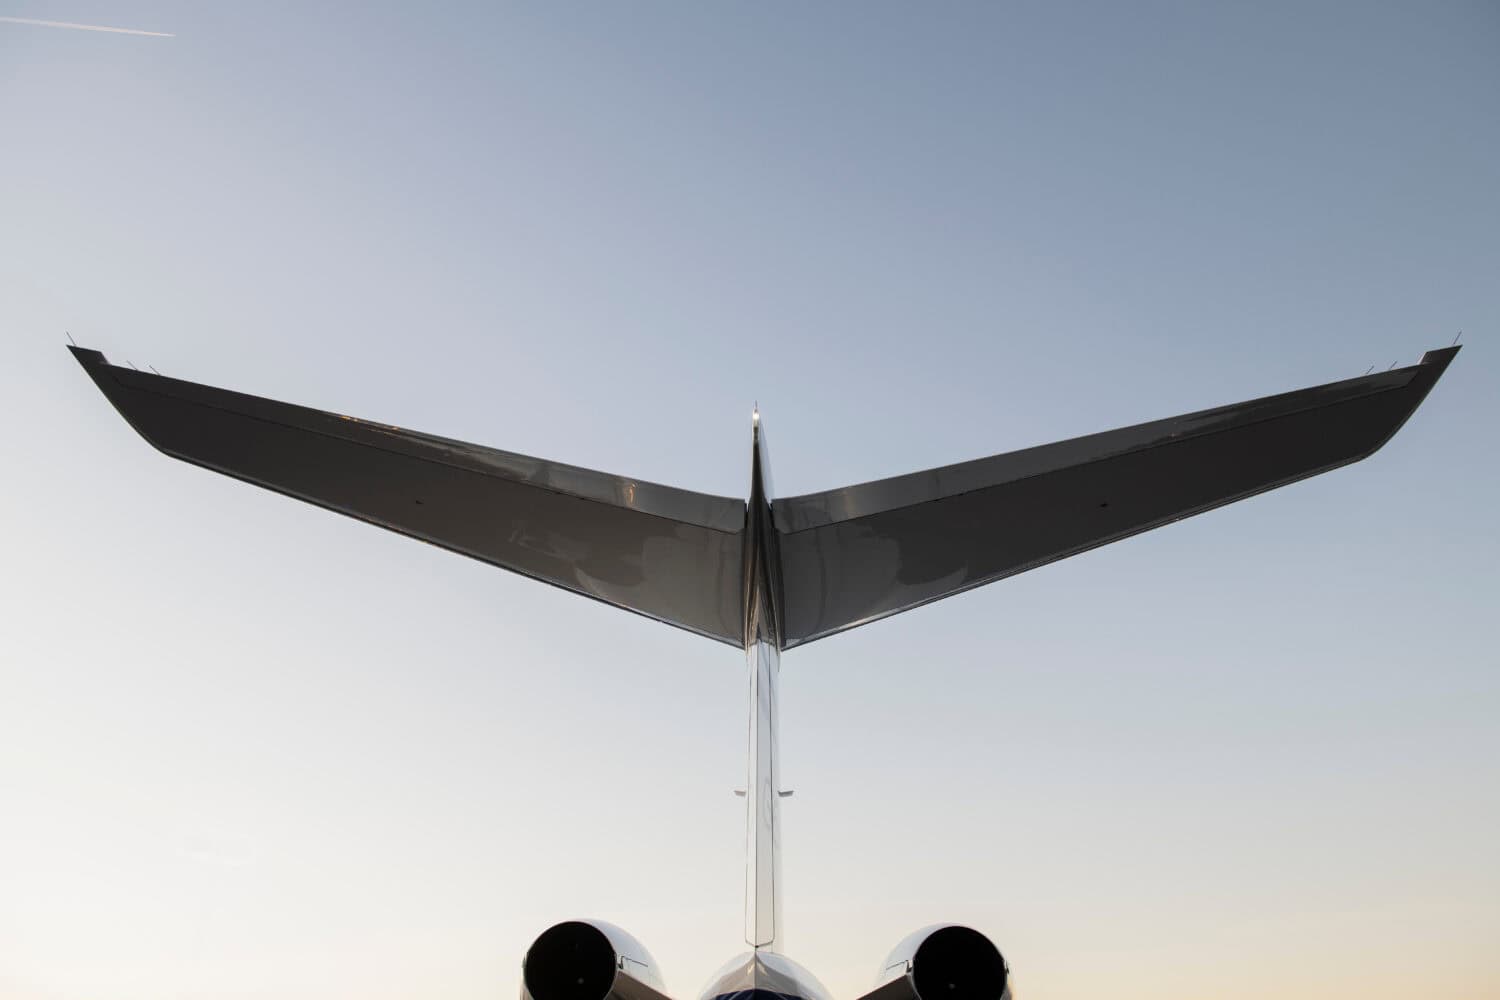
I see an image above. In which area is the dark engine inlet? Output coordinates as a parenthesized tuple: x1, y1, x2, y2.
(524, 921, 619, 1000)
(911, 925, 1008, 1000)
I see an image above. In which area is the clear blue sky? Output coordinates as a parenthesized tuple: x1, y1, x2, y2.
(1, 4, 1496, 999)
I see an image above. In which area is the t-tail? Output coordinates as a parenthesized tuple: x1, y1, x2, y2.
(70, 341, 1459, 1000)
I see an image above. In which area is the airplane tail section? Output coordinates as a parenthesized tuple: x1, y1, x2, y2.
(71, 344, 1457, 650)
(772, 347, 1459, 647)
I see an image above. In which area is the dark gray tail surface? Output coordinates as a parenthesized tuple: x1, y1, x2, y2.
(72, 345, 1458, 650)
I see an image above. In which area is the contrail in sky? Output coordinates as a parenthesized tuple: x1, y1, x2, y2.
(0, 15, 173, 37)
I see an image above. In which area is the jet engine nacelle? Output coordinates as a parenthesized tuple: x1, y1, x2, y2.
(870, 925, 1011, 1000)
(522, 920, 669, 1000)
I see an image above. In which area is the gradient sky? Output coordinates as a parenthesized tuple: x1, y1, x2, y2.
(2, 4, 1497, 999)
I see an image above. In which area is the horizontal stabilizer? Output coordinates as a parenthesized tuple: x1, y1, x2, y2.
(773, 347, 1459, 647)
(72, 344, 1457, 650)
(69, 347, 747, 644)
